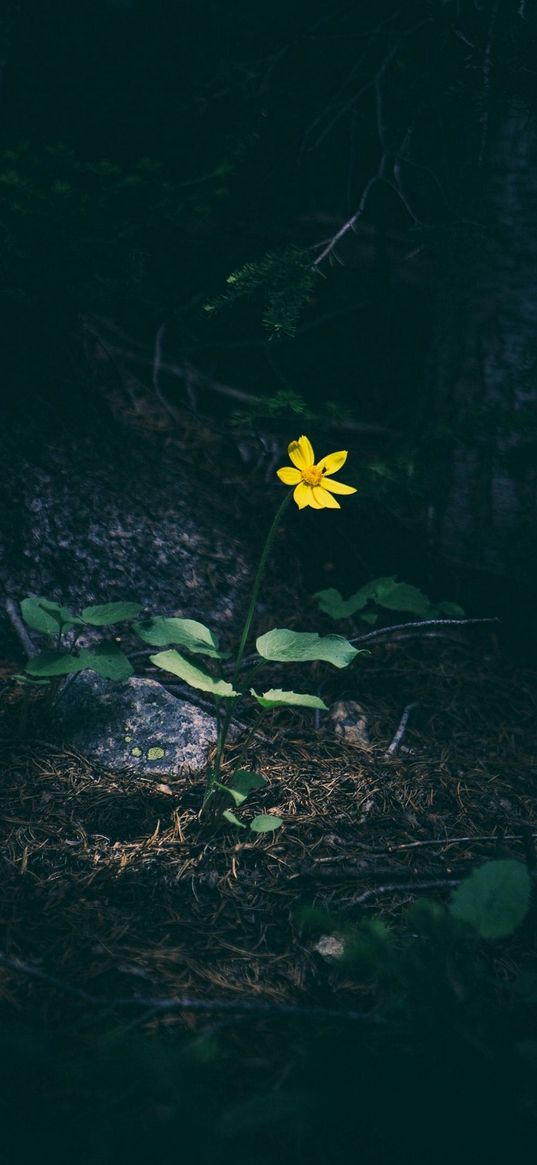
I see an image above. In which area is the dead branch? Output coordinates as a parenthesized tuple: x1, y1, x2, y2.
(4, 598, 38, 658)
(0, 954, 388, 1027)
(385, 702, 418, 756)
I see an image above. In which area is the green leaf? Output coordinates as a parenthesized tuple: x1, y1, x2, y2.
(314, 578, 432, 620)
(78, 643, 134, 681)
(251, 687, 328, 710)
(314, 587, 369, 619)
(450, 860, 531, 939)
(81, 602, 142, 625)
(26, 651, 85, 677)
(20, 597, 80, 635)
(214, 780, 247, 806)
(372, 578, 431, 616)
(149, 650, 239, 697)
(222, 808, 246, 828)
(135, 616, 224, 658)
(229, 770, 267, 796)
(250, 814, 283, 833)
(255, 629, 358, 669)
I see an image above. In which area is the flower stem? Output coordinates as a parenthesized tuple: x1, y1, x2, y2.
(203, 491, 291, 807)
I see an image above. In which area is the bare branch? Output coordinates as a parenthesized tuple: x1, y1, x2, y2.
(350, 616, 499, 647)
(0, 954, 388, 1027)
(385, 701, 418, 756)
(4, 598, 38, 658)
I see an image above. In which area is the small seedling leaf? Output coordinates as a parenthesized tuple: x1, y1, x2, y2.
(250, 814, 283, 833)
(214, 780, 247, 806)
(222, 808, 246, 828)
(251, 687, 328, 710)
(229, 770, 266, 796)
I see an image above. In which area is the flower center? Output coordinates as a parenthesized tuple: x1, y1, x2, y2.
(301, 464, 323, 486)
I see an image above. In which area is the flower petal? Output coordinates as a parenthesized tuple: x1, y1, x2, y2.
(320, 477, 357, 495)
(277, 466, 302, 485)
(308, 487, 325, 509)
(312, 486, 340, 509)
(293, 481, 312, 509)
(288, 435, 315, 469)
(317, 449, 348, 476)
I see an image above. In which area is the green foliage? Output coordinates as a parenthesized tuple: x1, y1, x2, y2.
(77, 643, 133, 681)
(255, 628, 359, 668)
(228, 770, 266, 797)
(450, 860, 531, 940)
(205, 247, 319, 338)
(249, 814, 283, 833)
(217, 770, 282, 833)
(81, 602, 142, 626)
(250, 688, 328, 710)
(315, 576, 465, 623)
(149, 649, 239, 697)
(135, 616, 224, 658)
(20, 597, 82, 634)
(26, 651, 86, 677)
(20, 596, 138, 682)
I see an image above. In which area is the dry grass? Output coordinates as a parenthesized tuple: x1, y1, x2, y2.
(0, 635, 536, 1028)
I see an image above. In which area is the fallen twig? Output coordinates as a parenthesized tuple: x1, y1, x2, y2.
(4, 598, 38, 658)
(385, 702, 418, 756)
(0, 954, 387, 1027)
(353, 878, 460, 906)
(351, 617, 499, 647)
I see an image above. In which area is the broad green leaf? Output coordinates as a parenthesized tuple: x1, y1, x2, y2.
(135, 616, 224, 658)
(372, 577, 431, 616)
(450, 860, 531, 939)
(222, 808, 246, 828)
(315, 578, 432, 620)
(20, 597, 80, 635)
(255, 628, 358, 669)
(250, 814, 283, 833)
(229, 770, 267, 797)
(78, 643, 134, 681)
(214, 780, 247, 807)
(251, 687, 328, 711)
(314, 587, 369, 619)
(81, 602, 142, 626)
(150, 649, 239, 697)
(26, 651, 85, 677)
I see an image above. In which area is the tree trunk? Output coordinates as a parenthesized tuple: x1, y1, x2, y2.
(425, 105, 537, 588)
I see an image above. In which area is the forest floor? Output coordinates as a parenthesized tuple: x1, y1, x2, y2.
(1, 398, 536, 1162)
(1, 634, 535, 1023)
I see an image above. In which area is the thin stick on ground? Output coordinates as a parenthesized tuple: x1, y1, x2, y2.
(4, 598, 38, 658)
(386, 702, 418, 756)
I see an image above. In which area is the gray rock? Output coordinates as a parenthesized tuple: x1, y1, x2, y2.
(52, 672, 219, 775)
(330, 700, 370, 748)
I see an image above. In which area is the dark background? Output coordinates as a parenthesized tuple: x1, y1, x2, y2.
(1, 0, 536, 632)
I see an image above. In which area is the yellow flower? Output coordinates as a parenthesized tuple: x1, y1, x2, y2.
(276, 435, 357, 509)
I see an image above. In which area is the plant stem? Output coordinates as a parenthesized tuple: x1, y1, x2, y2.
(203, 491, 291, 807)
